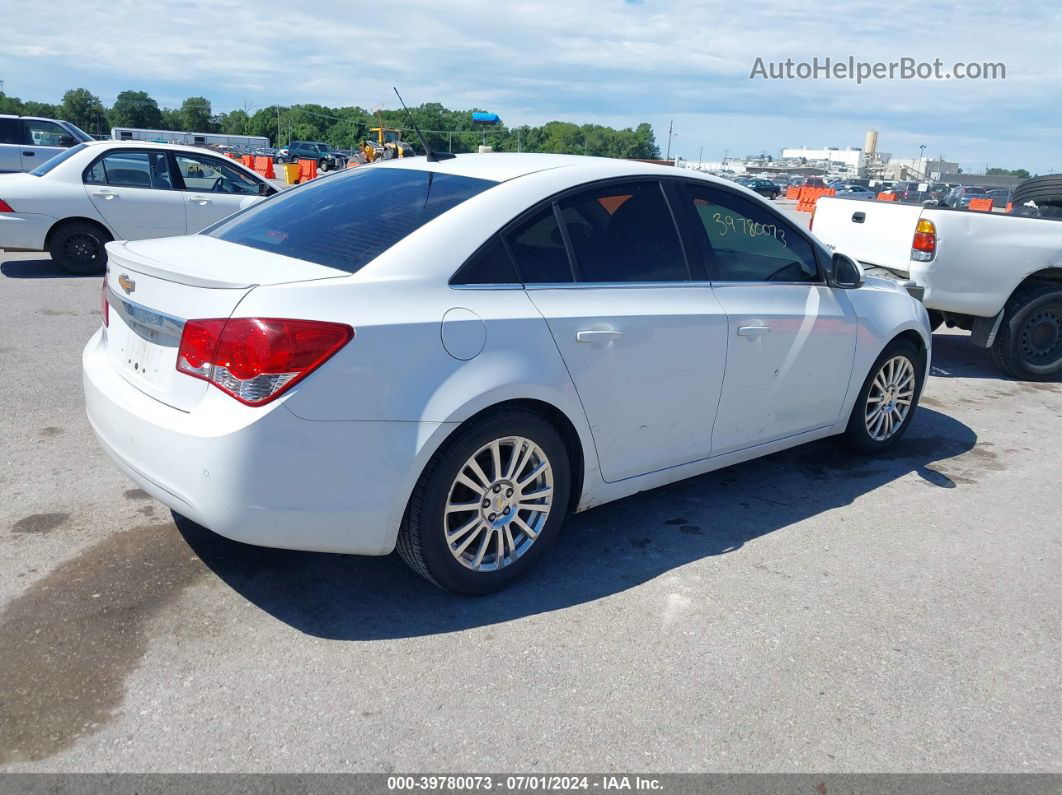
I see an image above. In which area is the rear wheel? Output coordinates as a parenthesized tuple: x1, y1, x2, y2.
(990, 282, 1062, 380)
(48, 220, 111, 275)
(843, 339, 925, 454)
(318, 159, 330, 172)
(397, 407, 571, 595)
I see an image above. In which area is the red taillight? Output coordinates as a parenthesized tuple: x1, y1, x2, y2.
(176, 318, 353, 406)
(0, 199, 14, 213)
(911, 218, 936, 261)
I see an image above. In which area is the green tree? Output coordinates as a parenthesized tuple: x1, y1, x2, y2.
(218, 109, 249, 135)
(987, 167, 1030, 179)
(180, 96, 213, 132)
(60, 88, 106, 135)
(110, 90, 163, 129)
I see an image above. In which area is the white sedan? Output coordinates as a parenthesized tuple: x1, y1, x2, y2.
(0, 140, 276, 274)
(83, 153, 931, 594)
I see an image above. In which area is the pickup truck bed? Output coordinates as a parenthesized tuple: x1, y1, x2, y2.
(812, 197, 1062, 380)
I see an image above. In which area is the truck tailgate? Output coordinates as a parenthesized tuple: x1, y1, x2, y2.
(813, 197, 924, 274)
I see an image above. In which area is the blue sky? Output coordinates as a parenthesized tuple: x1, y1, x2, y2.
(3, 0, 1060, 172)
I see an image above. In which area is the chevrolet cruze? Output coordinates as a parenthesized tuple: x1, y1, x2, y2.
(84, 154, 931, 594)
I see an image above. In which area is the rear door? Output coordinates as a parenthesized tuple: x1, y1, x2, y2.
(515, 179, 727, 482)
(676, 181, 858, 455)
(83, 149, 186, 240)
(170, 151, 266, 233)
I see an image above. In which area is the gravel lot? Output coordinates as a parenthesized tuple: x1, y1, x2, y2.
(1, 231, 1060, 772)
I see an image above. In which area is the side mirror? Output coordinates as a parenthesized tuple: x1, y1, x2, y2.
(829, 252, 864, 289)
(59, 135, 77, 147)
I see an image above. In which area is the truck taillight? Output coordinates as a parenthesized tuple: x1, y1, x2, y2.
(176, 318, 354, 406)
(0, 199, 13, 213)
(911, 218, 936, 262)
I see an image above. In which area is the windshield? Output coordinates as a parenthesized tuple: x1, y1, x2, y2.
(29, 142, 89, 176)
(65, 122, 93, 142)
(208, 166, 496, 273)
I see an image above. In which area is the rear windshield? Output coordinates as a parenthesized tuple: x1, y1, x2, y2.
(29, 143, 89, 176)
(208, 166, 496, 273)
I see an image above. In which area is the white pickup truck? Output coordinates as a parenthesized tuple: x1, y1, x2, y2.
(812, 197, 1062, 380)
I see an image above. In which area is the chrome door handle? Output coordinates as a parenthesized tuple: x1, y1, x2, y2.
(737, 325, 771, 337)
(91, 191, 117, 199)
(188, 196, 212, 205)
(576, 329, 623, 343)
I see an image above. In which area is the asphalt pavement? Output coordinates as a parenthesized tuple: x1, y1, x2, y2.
(0, 241, 1059, 773)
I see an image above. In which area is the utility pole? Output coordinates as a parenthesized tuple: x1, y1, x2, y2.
(698, 144, 704, 166)
(276, 105, 281, 147)
(665, 120, 674, 161)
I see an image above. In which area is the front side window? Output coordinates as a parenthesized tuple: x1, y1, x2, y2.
(174, 153, 262, 195)
(23, 119, 73, 147)
(84, 150, 172, 189)
(681, 183, 819, 283)
(556, 181, 688, 283)
(209, 167, 495, 273)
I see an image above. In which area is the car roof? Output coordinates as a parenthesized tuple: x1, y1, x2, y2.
(367, 152, 709, 184)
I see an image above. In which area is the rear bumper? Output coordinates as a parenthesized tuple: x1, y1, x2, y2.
(0, 212, 54, 250)
(82, 327, 446, 555)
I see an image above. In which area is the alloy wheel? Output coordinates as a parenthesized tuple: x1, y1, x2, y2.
(865, 355, 916, 442)
(444, 436, 554, 572)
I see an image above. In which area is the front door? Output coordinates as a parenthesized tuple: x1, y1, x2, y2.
(510, 181, 727, 482)
(675, 181, 858, 455)
(171, 152, 265, 233)
(19, 119, 74, 171)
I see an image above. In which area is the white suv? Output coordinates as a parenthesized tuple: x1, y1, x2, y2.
(0, 115, 94, 173)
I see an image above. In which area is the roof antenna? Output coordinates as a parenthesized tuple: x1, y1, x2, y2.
(394, 87, 455, 162)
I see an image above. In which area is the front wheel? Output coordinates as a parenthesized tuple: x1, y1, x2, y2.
(842, 339, 925, 454)
(397, 408, 571, 595)
(990, 282, 1062, 381)
(275, 156, 287, 165)
(318, 159, 330, 172)
(48, 220, 111, 275)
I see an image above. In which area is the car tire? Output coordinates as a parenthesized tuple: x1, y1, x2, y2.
(842, 338, 925, 454)
(48, 220, 111, 275)
(990, 281, 1062, 381)
(1011, 175, 1062, 207)
(397, 407, 572, 595)
(275, 156, 287, 165)
(318, 160, 329, 172)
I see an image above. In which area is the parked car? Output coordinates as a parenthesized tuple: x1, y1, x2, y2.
(0, 115, 94, 173)
(798, 176, 827, 188)
(84, 154, 930, 594)
(813, 194, 1062, 379)
(742, 178, 780, 199)
(0, 140, 277, 273)
(987, 189, 1012, 209)
(942, 185, 989, 208)
(891, 181, 923, 203)
(837, 184, 876, 199)
(275, 141, 346, 171)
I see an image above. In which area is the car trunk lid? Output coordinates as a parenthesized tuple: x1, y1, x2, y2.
(103, 235, 348, 411)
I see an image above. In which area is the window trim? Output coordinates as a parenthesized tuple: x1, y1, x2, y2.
(675, 178, 827, 285)
(81, 147, 176, 191)
(450, 176, 698, 289)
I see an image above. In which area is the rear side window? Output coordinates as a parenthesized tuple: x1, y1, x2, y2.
(0, 118, 19, 145)
(506, 206, 573, 284)
(84, 151, 172, 189)
(556, 181, 688, 282)
(452, 235, 520, 285)
(208, 167, 495, 273)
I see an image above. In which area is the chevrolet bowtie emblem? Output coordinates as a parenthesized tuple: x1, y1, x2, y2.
(118, 274, 135, 294)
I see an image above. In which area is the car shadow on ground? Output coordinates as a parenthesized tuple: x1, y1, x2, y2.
(175, 407, 978, 641)
(0, 257, 86, 279)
